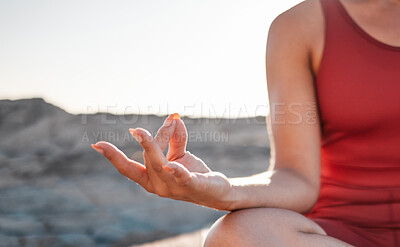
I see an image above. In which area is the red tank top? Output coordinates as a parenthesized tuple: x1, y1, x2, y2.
(305, 0, 400, 229)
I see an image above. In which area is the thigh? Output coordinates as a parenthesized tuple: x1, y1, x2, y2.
(204, 208, 354, 247)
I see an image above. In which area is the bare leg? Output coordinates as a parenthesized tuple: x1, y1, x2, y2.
(204, 208, 354, 247)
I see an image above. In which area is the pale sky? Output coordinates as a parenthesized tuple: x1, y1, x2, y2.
(0, 0, 302, 118)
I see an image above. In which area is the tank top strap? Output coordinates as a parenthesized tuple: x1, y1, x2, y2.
(319, 0, 400, 52)
(319, 0, 357, 51)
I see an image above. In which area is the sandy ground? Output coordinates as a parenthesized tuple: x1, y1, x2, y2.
(133, 228, 209, 247)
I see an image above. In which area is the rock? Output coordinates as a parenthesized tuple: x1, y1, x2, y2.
(0, 216, 45, 236)
(0, 98, 270, 246)
(0, 234, 19, 247)
(57, 234, 95, 247)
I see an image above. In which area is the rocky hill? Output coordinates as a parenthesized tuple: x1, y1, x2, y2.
(0, 98, 270, 247)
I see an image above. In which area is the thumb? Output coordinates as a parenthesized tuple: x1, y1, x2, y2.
(167, 113, 188, 160)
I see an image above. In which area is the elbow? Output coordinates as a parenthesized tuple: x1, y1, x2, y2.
(278, 167, 320, 213)
(278, 167, 321, 214)
(296, 179, 320, 214)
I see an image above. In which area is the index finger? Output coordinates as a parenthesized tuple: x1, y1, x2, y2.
(130, 128, 168, 173)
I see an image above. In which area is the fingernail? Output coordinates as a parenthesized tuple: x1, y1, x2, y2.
(129, 128, 142, 143)
(163, 114, 174, 126)
(91, 144, 104, 154)
(173, 113, 180, 120)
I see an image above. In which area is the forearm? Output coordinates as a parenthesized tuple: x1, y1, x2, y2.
(225, 168, 319, 213)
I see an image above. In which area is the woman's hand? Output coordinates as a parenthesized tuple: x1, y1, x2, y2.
(91, 114, 233, 211)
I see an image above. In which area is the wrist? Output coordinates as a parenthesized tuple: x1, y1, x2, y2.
(204, 173, 237, 211)
(218, 180, 239, 211)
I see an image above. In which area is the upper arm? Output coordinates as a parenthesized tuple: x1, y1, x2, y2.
(266, 0, 323, 189)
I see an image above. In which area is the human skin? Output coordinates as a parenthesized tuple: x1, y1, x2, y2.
(92, 0, 400, 246)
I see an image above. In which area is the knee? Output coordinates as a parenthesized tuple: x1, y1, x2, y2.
(204, 208, 282, 247)
(203, 207, 325, 247)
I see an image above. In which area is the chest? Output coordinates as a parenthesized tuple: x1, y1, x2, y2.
(317, 45, 400, 132)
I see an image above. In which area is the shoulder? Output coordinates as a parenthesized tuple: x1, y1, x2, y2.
(268, 0, 324, 54)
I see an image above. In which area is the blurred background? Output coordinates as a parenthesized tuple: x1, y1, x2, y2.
(0, 0, 301, 246)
